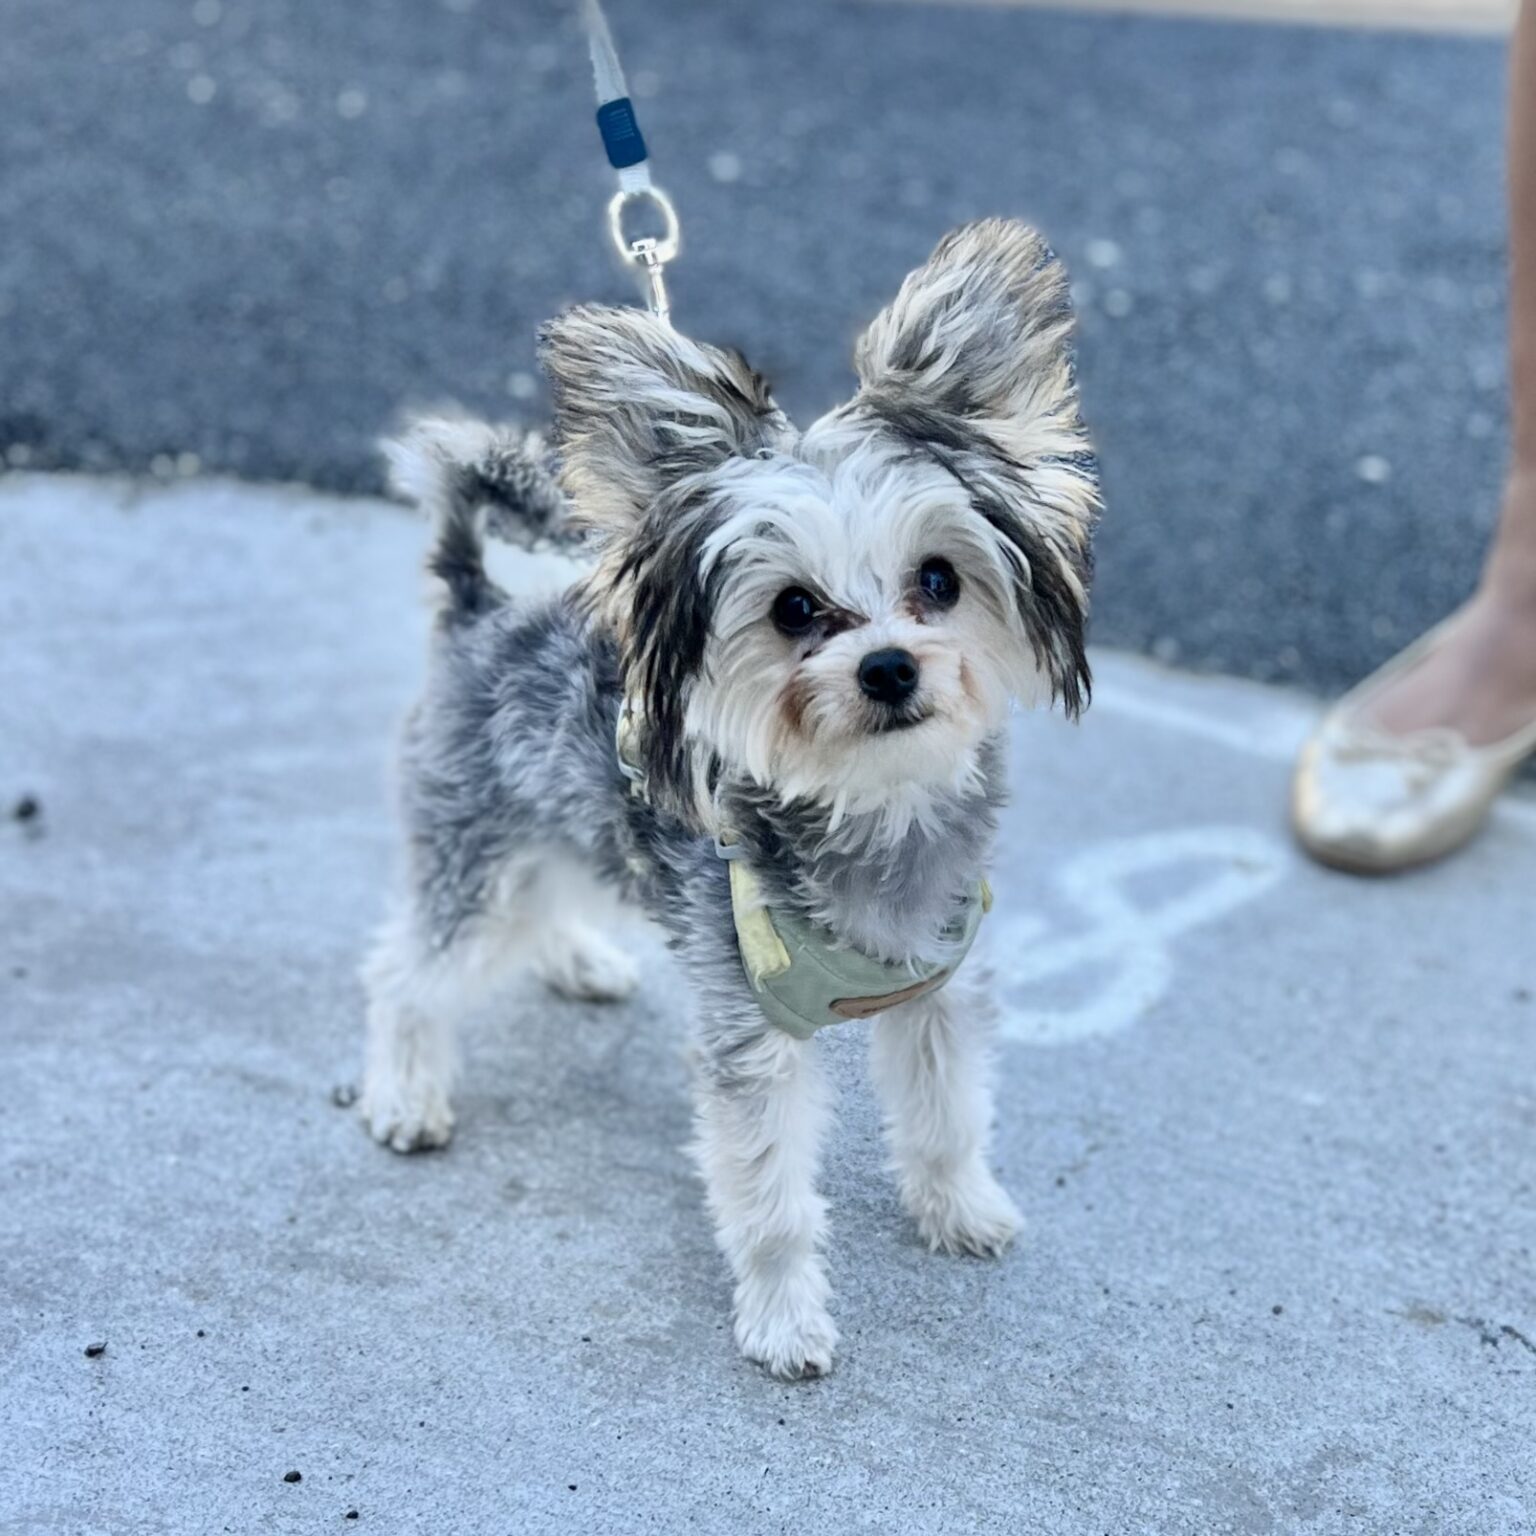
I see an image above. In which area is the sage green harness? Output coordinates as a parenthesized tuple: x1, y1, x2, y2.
(617, 702, 990, 1040)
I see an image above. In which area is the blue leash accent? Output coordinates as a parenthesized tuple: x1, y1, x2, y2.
(596, 97, 647, 170)
(582, 0, 649, 189)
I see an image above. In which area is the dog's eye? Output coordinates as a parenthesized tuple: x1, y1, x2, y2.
(917, 558, 961, 608)
(771, 587, 819, 636)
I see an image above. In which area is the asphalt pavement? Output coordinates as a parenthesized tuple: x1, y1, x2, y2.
(3, 474, 1533, 1534)
(0, 0, 1516, 692)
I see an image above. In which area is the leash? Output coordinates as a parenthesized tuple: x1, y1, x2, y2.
(580, 0, 680, 325)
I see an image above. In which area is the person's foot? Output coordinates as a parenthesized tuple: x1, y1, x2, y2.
(1363, 586, 1536, 748)
(1291, 477, 1536, 873)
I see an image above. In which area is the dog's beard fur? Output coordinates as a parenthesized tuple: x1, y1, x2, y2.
(542, 218, 1099, 833)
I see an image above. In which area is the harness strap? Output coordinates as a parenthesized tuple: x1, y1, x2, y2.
(731, 862, 991, 1041)
(616, 695, 992, 1039)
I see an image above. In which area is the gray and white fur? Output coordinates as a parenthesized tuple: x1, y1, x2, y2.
(358, 220, 1100, 1378)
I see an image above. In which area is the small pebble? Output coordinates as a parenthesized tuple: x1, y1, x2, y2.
(345, 1512, 359, 1521)
(1272, 1304, 1284, 1316)
(12, 794, 39, 822)
(330, 1084, 359, 1109)
(84, 1342, 107, 1358)
(283, 1470, 302, 1484)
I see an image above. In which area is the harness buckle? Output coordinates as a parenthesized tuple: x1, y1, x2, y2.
(615, 698, 648, 797)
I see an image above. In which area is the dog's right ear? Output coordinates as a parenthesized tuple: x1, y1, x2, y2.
(539, 305, 791, 535)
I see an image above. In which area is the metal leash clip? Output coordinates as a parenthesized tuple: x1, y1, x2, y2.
(607, 184, 680, 325)
(584, 0, 681, 326)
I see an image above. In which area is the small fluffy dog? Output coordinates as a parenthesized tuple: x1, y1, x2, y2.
(359, 219, 1098, 1378)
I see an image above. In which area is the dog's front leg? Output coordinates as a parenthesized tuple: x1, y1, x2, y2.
(871, 974, 1023, 1257)
(690, 1009, 837, 1379)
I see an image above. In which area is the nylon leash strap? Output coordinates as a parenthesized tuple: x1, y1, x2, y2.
(581, 0, 680, 324)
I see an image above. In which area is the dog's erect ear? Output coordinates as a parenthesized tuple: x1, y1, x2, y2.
(539, 305, 792, 533)
(850, 220, 1098, 719)
(852, 218, 1083, 465)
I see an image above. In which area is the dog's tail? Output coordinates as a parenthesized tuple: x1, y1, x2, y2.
(382, 415, 574, 618)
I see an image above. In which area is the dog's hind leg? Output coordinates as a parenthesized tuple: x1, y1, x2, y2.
(358, 908, 523, 1153)
(870, 975, 1023, 1258)
(690, 1008, 838, 1379)
(525, 854, 640, 1003)
(534, 923, 640, 1002)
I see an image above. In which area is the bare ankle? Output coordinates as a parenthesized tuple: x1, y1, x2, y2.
(1484, 469, 1536, 607)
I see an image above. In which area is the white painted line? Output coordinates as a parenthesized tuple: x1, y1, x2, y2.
(991, 825, 1291, 1045)
(1089, 651, 1536, 831)
(1092, 668, 1310, 764)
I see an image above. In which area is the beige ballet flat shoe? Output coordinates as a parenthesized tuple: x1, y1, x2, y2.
(1292, 620, 1536, 875)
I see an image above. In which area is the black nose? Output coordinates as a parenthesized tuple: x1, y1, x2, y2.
(858, 648, 920, 706)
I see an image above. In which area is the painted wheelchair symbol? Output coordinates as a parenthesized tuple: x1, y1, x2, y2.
(989, 826, 1290, 1046)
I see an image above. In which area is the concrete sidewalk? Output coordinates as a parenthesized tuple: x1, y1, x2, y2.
(2, 474, 1533, 1535)
(873, 0, 1515, 35)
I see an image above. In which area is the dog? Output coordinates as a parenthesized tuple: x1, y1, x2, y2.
(357, 218, 1099, 1378)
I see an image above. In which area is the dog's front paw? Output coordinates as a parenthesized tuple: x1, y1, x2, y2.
(733, 1270, 839, 1380)
(735, 1302, 839, 1381)
(537, 928, 640, 1003)
(910, 1167, 1023, 1258)
(359, 1074, 455, 1154)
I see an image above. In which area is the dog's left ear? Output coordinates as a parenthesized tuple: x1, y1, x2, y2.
(539, 304, 792, 535)
(852, 219, 1098, 717)
(852, 219, 1084, 462)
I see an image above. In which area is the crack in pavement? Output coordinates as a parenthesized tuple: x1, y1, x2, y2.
(1455, 1316, 1536, 1355)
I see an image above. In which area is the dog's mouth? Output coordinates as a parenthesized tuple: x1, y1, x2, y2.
(870, 708, 931, 735)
